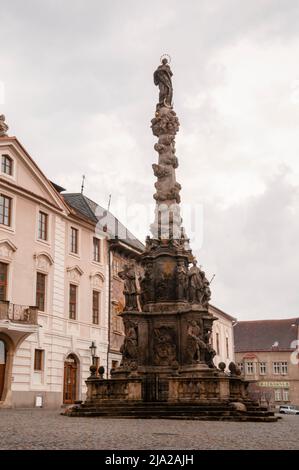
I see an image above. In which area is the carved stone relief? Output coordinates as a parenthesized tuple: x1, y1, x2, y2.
(153, 326, 177, 366)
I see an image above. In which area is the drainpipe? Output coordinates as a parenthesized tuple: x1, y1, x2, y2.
(106, 243, 112, 379)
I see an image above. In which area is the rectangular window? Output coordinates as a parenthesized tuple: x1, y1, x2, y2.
(281, 362, 288, 375)
(245, 362, 254, 375)
(273, 362, 280, 374)
(282, 389, 289, 401)
(112, 258, 120, 276)
(93, 237, 101, 263)
(274, 389, 281, 401)
(259, 362, 267, 375)
(36, 273, 46, 312)
(34, 349, 44, 371)
(0, 194, 12, 226)
(226, 337, 229, 358)
(112, 360, 119, 369)
(216, 332, 220, 355)
(70, 227, 78, 254)
(0, 262, 8, 301)
(69, 284, 77, 320)
(1, 155, 13, 175)
(237, 362, 244, 373)
(92, 290, 100, 325)
(38, 211, 48, 241)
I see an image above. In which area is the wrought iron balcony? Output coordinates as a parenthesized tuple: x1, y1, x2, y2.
(0, 301, 38, 325)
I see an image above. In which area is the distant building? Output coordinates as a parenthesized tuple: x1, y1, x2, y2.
(209, 305, 236, 368)
(234, 318, 299, 406)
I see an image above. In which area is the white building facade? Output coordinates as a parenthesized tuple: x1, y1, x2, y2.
(209, 305, 236, 368)
(0, 136, 109, 408)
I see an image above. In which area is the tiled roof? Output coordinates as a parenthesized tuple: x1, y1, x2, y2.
(234, 318, 299, 352)
(63, 193, 98, 223)
(63, 193, 145, 252)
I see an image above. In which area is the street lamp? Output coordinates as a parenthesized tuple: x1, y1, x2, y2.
(89, 341, 97, 364)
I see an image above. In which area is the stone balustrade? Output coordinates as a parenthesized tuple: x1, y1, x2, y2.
(0, 301, 38, 325)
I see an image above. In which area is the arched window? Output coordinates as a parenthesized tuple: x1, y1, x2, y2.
(1, 155, 13, 176)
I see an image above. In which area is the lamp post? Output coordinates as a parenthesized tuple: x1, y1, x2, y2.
(89, 341, 97, 364)
(89, 341, 97, 378)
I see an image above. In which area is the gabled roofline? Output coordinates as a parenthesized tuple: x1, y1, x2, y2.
(234, 318, 299, 325)
(209, 304, 237, 323)
(0, 136, 71, 214)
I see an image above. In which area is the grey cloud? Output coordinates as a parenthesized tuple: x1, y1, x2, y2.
(1, 0, 299, 319)
(198, 169, 299, 319)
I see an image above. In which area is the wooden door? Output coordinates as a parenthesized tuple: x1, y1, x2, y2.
(63, 355, 78, 404)
(0, 340, 6, 400)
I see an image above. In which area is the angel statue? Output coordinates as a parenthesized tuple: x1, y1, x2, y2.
(153, 57, 173, 109)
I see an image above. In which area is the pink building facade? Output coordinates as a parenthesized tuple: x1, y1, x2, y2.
(0, 135, 109, 408)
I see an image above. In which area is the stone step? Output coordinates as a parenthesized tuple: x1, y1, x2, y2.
(79, 403, 274, 413)
(67, 411, 277, 422)
(67, 406, 276, 418)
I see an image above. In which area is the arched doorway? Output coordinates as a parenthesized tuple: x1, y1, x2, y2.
(63, 354, 78, 404)
(0, 340, 6, 400)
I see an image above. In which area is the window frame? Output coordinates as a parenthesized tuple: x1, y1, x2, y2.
(215, 332, 220, 355)
(245, 361, 255, 375)
(93, 237, 101, 263)
(281, 362, 288, 375)
(36, 272, 46, 312)
(70, 227, 79, 254)
(259, 362, 267, 375)
(38, 211, 48, 241)
(34, 349, 44, 371)
(0, 194, 12, 227)
(1, 155, 13, 176)
(69, 283, 77, 320)
(225, 337, 229, 358)
(0, 262, 8, 302)
(92, 290, 100, 325)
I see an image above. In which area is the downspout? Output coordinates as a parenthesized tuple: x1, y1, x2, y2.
(106, 242, 112, 379)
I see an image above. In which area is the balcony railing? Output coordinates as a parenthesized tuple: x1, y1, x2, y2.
(0, 301, 38, 325)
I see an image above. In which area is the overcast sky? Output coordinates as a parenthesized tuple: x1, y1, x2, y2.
(1, 0, 299, 320)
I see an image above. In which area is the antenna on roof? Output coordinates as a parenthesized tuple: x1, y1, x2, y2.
(81, 175, 86, 194)
(107, 194, 111, 212)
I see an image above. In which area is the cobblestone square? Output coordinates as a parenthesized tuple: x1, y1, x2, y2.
(0, 409, 298, 450)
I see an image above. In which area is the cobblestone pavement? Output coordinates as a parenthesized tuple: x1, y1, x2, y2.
(0, 409, 298, 450)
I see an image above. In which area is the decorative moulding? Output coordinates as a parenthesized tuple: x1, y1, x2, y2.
(89, 271, 105, 289)
(67, 265, 84, 284)
(34, 252, 54, 273)
(0, 239, 17, 261)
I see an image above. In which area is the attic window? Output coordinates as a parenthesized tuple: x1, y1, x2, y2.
(1, 155, 13, 176)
